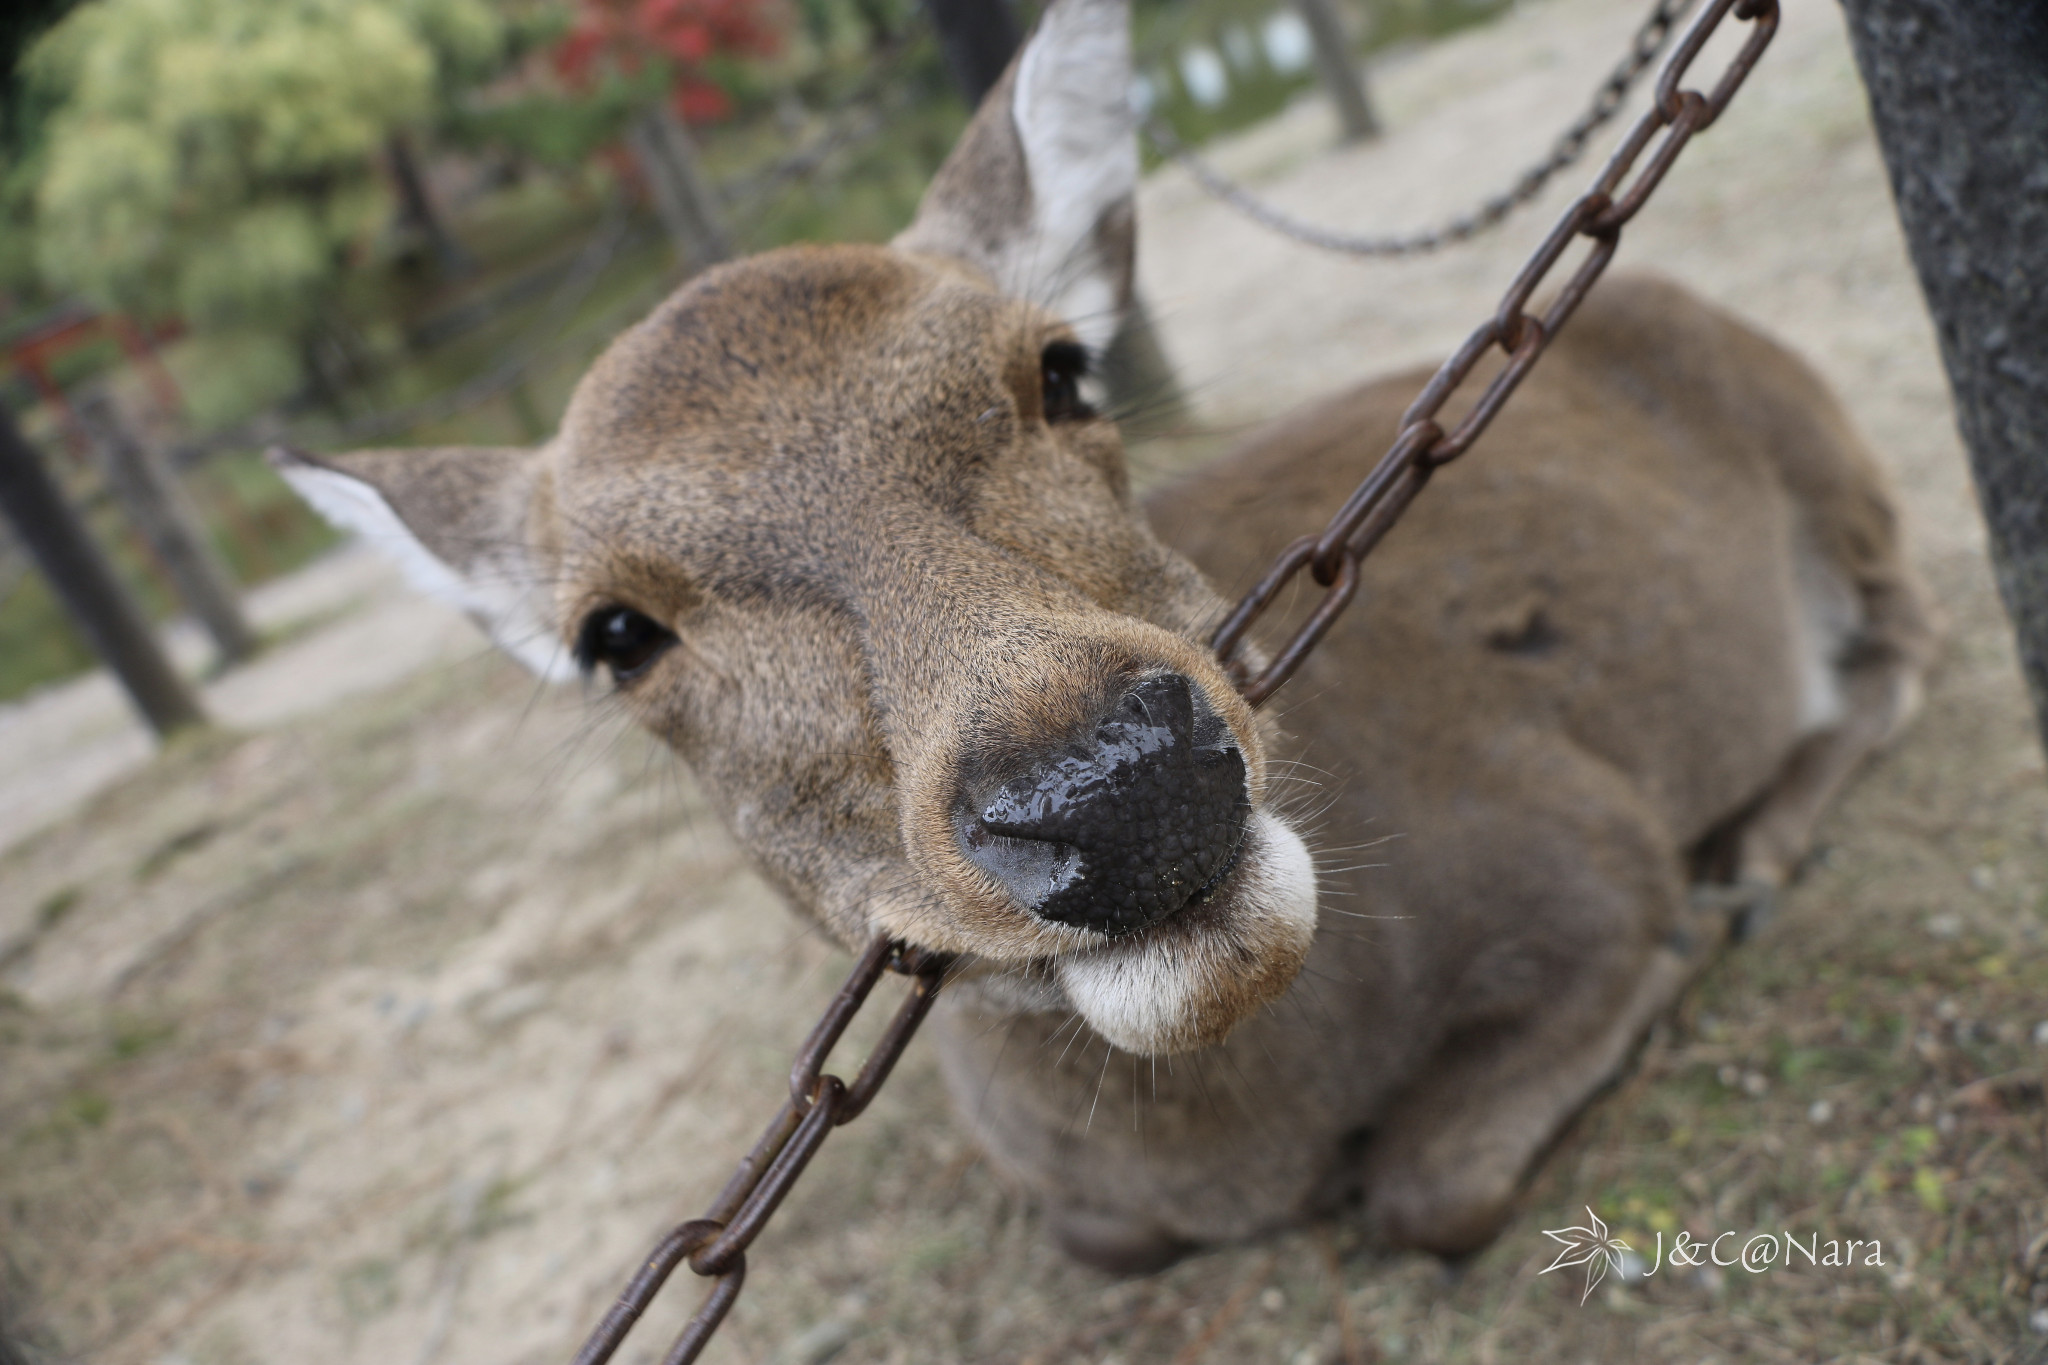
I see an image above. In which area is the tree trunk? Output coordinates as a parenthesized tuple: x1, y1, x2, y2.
(77, 390, 258, 667)
(626, 106, 733, 273)
(0, 406, 204, 737)
(1840, 0, 2048, 753)
(926, 0, 1020, 106)
(386, 133, 476, 277)
(1290, 0, 1378, 143)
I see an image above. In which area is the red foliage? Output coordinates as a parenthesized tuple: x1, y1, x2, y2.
(552, 0, 782, 122)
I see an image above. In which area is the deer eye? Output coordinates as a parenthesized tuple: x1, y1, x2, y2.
(575, 606, 677, 683)
(1041, 341, 1095, 424)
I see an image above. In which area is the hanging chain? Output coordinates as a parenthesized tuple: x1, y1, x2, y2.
(1214, 0, 1777, 703)
(1144, 0, 1692, 257)
(569, 1, 1776, 1359)
(571, 939, 949, 1365)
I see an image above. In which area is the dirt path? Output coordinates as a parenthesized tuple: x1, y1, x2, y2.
(4, 3, 2044, 1363)
(0, 547, 487, 859)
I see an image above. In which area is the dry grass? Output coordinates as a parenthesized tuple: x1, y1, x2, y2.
(3, 0, 2046, 1361)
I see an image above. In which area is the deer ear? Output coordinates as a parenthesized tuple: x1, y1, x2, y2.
(269, 444, 573, 682)
(895, 0, 1136, 352)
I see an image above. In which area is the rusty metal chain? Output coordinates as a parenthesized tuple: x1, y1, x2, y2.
(570, 2, 1775, 1358)
(1214, 0, 1778, 703)
(1144, 0, 1693, 257)
(571, 938, 949, 1365)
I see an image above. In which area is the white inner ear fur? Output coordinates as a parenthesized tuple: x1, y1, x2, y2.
(1009, 0, 1137, 351)
(278, 462, 575, 683)
(1056, 812, 1318, 1054)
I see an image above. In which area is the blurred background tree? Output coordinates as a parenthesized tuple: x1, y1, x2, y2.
(23, 0, 505, 422)
(0, 0, 82, 314)
(555, 0, 787, 125)
(0, 0, 1516, 706)
(543, 0, 791, 269)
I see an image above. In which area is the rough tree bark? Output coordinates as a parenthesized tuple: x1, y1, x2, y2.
(0, 406, 204, 736)
(1841, 0, 2048, 753)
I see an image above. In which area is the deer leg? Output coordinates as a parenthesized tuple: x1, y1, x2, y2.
(1358, 880, 1715, 1258)
(1701, 554, 1937, 940)
(1742, 656, 1922, 868)
(1042, 1202, 1195, 1275)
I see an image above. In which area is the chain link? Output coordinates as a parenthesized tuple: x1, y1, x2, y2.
(1144, 0, 1692, 257)
(570, 939, 949, 1365)
(1213, 0, 1777, 704)
(568, 1, 1777, 1358)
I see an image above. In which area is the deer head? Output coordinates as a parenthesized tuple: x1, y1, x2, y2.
(275, 0, 1316, 1055)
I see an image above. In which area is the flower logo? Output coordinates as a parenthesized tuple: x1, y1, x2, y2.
(1540, 1207, 1633, 1304)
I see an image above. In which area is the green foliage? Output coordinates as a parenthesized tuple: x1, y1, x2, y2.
(170, 329, 307, 430)
(24, 0, 504, 367)
(740, 83, 966, 247)
(451, 66, 665, 168)
(0, 566, 96, 702)
(0, 1, 83, 301)
(390, 0, 506, 83)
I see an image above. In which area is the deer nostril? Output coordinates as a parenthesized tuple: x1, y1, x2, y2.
(956, 674, 1250, 937)
(955, 808, 1084, 910)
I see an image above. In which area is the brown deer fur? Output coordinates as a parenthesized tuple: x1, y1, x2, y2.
(276, 0, 1935, 1272)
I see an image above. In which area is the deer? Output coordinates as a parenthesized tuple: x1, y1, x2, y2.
(274, 0, 1936, 1275)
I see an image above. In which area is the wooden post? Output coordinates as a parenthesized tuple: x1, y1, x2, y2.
(1841, 0, 2048, 754)
(1290, 0, 1378, 143)
(77, 390, 259, 667)
(0, 405, 204, 736)
(386, 132, 477, 277)
(626, 106, 733, 272)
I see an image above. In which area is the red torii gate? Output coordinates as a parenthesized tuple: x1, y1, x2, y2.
(2, 303, 183, 454)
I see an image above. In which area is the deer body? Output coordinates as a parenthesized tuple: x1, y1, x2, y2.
(937, 272, 1934, 1265)
(278, 0, 1933, 1274)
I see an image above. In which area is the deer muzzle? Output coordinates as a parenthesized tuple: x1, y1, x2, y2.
(955, 673, 1250, 935)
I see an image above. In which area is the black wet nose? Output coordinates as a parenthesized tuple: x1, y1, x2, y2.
(957, 674, 1250, 936)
